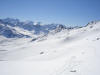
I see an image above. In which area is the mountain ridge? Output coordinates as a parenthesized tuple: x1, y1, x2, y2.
(0, 18, 67, 38)
(0, 18, 99, 38)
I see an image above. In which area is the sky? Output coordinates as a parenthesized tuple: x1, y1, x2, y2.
(0, 0, 100, 26)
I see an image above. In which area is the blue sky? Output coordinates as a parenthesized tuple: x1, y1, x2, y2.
(0, 0, 100, 26)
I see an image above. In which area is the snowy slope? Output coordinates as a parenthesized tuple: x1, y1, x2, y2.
(0, 21, 100, 75)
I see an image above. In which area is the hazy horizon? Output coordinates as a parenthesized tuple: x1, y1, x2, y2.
(0, 0, 100, 26)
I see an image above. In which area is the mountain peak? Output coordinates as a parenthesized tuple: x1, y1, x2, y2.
(0, 18, 67, 38)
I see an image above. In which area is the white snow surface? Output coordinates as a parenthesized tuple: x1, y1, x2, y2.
(0, 21, 100, 75)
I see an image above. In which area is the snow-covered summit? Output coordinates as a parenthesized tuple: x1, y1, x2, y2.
(0, 18, 67, 38)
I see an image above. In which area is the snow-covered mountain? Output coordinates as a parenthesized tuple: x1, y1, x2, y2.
(0, 18, 66, 38)
(0, 19, 100, 75)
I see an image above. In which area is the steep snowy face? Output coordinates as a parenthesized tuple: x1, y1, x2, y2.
(0, 23, 32, 38)
(0, 18, 66, 38)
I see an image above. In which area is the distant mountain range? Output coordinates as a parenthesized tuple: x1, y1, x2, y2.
(0, 18, 66, 38)
(0, 18, 98, 38)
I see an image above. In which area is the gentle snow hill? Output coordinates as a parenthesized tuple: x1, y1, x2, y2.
(0, 20, 100, 75)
